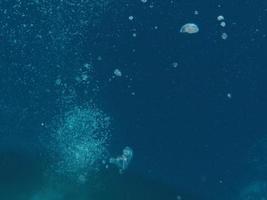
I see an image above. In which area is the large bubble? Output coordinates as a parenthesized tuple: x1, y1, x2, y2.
(46, 105, 111, 182)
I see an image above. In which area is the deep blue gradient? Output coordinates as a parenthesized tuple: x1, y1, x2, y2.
(0, 0, 267, 199)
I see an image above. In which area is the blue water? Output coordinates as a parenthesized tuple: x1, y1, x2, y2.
(0, 0, 267, 199)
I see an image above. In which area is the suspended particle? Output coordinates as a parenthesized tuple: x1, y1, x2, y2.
(177, 195, 182, 200)
(180, 23, 199, 34)
(194, 10, 199, 15)
(55, 78, 62, 86)
(128, 16, 134, 21)
(97, 56, 102, 61)
(172, 62, 178, 68)
(83, 63, 92, 69)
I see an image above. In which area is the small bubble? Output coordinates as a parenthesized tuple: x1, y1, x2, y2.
(172, 62, 178, 68)
(221, 32, 228, 40)
(55, 78, 62, 86)
(97, 56, 102, 61)
(220, 21, 226, 27)
(114, 68, 122, 77)
(177, 195, 182, 200)
(83, 63, 92, 69)
(81, 74, 89, 81)
(217, 15, 224, 21)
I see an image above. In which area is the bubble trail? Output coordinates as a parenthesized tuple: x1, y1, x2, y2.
(47, 105, 111, 182)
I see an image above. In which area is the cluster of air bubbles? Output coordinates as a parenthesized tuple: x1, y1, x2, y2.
(74, 63, 94, 85)
(113, 68, 122, 77)
(47, 106, 111, 183)
(55, 63, 94, 88)
(217, 15, 228, 40)
(108, 67, 135, 96)
(54, 62, 101, 108)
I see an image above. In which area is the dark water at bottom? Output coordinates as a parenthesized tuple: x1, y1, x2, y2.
(0, 151, 184, 200)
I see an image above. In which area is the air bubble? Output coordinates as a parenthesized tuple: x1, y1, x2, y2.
(180, 23, 199, 34)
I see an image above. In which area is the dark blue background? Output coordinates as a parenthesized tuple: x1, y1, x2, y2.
(0, 0, 267, 199)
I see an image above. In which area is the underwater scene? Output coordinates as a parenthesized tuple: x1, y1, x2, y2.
(0, 0, 267, 199)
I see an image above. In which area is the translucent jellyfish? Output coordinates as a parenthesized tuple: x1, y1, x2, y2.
(180, 23, 199, 34)
(109, 146, 133, 174)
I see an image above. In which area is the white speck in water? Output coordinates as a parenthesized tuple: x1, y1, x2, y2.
(172, 62, 178, 68)
(55, 78, 61, 86)
(128, 16, 134, 21)
(97, 56, 102, 61)
(83, 63, 92, 69)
